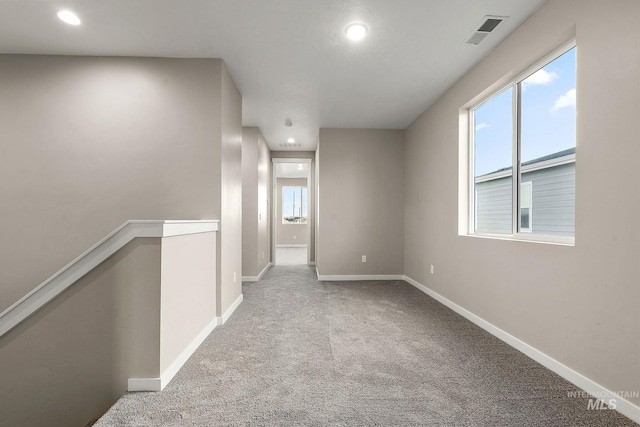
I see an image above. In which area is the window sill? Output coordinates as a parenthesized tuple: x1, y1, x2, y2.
(462, 233, 575, 247)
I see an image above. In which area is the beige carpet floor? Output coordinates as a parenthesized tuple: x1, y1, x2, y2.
(275, 246, 308, 266)
(95, 265, 637, 426)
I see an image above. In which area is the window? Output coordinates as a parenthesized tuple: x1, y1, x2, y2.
(470, 42, 576, 243)
(520, 182, 532, 232)
(282, 186, 307, 224)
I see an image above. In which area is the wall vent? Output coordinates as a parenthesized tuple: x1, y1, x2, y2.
(464, 15, 507, 45)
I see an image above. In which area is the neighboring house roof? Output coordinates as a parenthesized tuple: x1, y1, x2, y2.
(522, 147, 575, 167)
(476, 147, 576, 183)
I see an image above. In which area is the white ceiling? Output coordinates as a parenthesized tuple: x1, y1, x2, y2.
(0, 0, 545, 151)
(275, 163, 309, 179)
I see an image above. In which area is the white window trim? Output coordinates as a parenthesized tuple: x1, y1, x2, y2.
(461, 232, 574, 246)
(474, 189, 478, 232)
(467, 39, 576, 246)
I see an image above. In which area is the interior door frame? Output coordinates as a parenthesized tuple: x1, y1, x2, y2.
(272, 158, 313, 266)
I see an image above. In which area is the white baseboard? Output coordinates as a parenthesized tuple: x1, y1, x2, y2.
(218, 293, 243, 325)
(317, 274, 404, 281)
(402, 275, 640, 424)
(258, 262, 272, 280)
(128, 377, 162, 392)
(131, 294, 244, 392)
(128, 315, 218, 392)
(159, 315, 218, 390)
(276, 244, 308, 248)
(242, 263, 272, 282)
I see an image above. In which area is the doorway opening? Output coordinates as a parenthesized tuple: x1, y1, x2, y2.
(272, 159, 312, 266)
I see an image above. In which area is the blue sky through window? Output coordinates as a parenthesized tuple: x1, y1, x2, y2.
(474, 47, 576, 176)
(282, 186, 308, 219)
(474, 87, 512, 176)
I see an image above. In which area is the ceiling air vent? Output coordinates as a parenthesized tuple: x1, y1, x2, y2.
(465, 15, 507, 45)
(278, 143, 302, 149)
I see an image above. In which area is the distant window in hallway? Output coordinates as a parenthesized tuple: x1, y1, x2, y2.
(282, 186, 308, 224)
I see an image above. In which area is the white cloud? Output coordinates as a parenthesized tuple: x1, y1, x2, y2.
(553, 88, 576, 111)
(475, 122, 489, 131)
(524, 69, 559, 86)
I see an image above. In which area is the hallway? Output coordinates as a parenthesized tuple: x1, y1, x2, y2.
(275, 246, 307, 266)
(95, 266, 633, 426)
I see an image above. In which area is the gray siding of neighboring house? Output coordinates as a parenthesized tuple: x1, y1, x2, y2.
(476, 177, 512, 234)
(524, 163, 575, 236)
(475, 162, 575, 236)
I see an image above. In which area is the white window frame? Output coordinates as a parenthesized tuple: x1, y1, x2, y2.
(468, 39, 576, 246)
(474, 189, 478, 232)
(520, 181, 532, 233)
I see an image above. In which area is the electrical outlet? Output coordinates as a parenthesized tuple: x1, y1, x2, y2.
(233, 272, 237, 282)
(262, 251, 265, 259)
(259, 213, 262, 220)
(430, 265, 434, 274)
(362, 255, 367, 263)
(293, 235, 296, 240)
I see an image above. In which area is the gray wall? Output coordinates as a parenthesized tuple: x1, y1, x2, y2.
(277, 178, 308, 246)
(242, 128, 259, 275)
(315, 147, 320, 269)
(242, 127, 271, 277)
(317, 129, 404, 276)
(218, 62, 243, 316)
(0, 55, 243, 424)
(0, 56, 225, 313)
(0, 239, 162, 427)
(257, 133, 271, 272)
(404, 0, 639, 406)
(160, 232, 217, 374)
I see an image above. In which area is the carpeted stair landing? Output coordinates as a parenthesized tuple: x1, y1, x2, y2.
(95, 265, 636, 426)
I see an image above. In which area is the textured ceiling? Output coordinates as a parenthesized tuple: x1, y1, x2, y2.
(0, 0, 545, 151)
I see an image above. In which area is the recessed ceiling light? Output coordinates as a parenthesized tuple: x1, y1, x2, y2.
(345, 22, 368, 41)
(287, 138, 295, 143)
(57, 10, 81, 26)
(297, 165, 304, 170)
